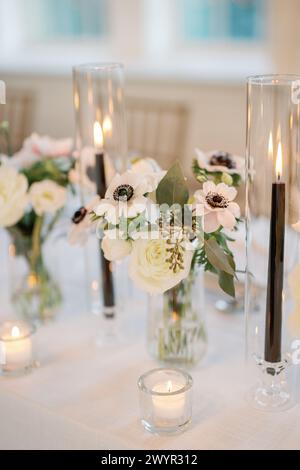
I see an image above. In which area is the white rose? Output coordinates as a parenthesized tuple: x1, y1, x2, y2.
(29, 180, 67, 216)
(0, 165, 28, 227)
(102, 235, 132, 261)
(128, 238, 193, 295)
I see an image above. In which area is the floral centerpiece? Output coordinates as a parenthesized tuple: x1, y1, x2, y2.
(72, 152, 242, 365)
(0, 130, 74, 323)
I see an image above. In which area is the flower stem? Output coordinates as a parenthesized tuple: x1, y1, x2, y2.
(30, 215, 44, 272)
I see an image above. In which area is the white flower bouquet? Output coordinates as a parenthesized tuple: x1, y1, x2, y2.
(91, 161, 240, 297)
(71, 155, 241, 365)
(0, 129, 74, 322)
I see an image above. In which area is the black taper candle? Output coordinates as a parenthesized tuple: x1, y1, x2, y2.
(95, 151, 115, 317)
(265, 181, 285, 363)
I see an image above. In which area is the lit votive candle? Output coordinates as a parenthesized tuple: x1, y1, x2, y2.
(138, 368, 193, 434)
(0, 321, 35, 375)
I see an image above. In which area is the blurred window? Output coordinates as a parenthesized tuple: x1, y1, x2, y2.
(179, 0, 265, 41)
(23, 0, 108, 41)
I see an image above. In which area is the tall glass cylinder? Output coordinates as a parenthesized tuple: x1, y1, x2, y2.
(245, 75, 300, 410)
(73, 63, 128, 318)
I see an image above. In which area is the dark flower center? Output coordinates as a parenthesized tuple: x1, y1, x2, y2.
(113, 184, 134, 202)
(206, 192, 229, 209)
(72, 206, 87, 224)
(209, 151, 236, 170)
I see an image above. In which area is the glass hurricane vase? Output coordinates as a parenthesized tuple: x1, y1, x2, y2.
(147, 268, 207, 367)
(245, 75, 300, 410)
(9, 225, 62, 324)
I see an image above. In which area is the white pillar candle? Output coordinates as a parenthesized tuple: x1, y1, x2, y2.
(0, 321, 34, 373)
(152, 380, 186, 420)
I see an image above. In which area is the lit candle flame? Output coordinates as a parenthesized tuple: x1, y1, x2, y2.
(268, 132, 273, 161)
(11, 326, 20, 338)
(74, 91, 79, 110)
(276, 141, 283, 181)
(8, 243, 16, 257)
(103, 115, 113, 137)
(91, 280, 99, 291)
(167, 380, 172, 393)
(93, 121, 103, 150)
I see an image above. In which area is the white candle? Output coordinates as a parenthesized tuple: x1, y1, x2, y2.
(138, 368, 193, 433)
(0, 322, 34, 373)
(152, 380, 186, 421)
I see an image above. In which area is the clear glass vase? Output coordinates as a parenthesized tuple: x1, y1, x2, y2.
(147, 268, 207, 367)
(9, 232, 62, 324)
(73, 63, 128, 320)
(245, 75, 300, 410)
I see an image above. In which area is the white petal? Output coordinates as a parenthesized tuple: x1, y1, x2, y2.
(195, 148, 209, 167)
(217, 209, 236, 230)
(102, 237, 132, 261)
(120, 170, 141, 189)
(217, 183, 237, 201)
(127, 197, 148, 217)
(228, 202, 241, 218)
(203, 212, 220, 233)
(94, 200, 113, 216)
(203, 180, 217, 195)
(105, 173, 122, 199)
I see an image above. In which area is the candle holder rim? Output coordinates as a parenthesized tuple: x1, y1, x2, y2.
(247, 74, 300, 86)
(0, 321, 36, 342)
(73, 62, 124, 74)
(138, 368, 193, 396)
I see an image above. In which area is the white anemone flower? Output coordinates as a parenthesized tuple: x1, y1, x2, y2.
(194, 181, 240, 233)
(195, 148, 245, 178)
(94, 171, 156, 224)
(69, 196, 100, 246)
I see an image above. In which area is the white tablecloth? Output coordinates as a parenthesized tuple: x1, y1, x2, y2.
(0, 307, 300, 451)
(1, 229, 300, 450)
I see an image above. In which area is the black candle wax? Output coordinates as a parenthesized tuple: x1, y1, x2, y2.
(264, 182, 285, 363)
(95, 152, 115, 316)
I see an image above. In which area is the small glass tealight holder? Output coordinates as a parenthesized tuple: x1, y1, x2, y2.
(0, 321, 36, 376)
(138, 368, 193, 434)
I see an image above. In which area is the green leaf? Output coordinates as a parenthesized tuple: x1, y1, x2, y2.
(218, 252, 236, 297)
(21, 157, 74, 187)
(156, 162, 189, 207)
(204, 238, 235, 276)
(218, 271, 235, 298)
